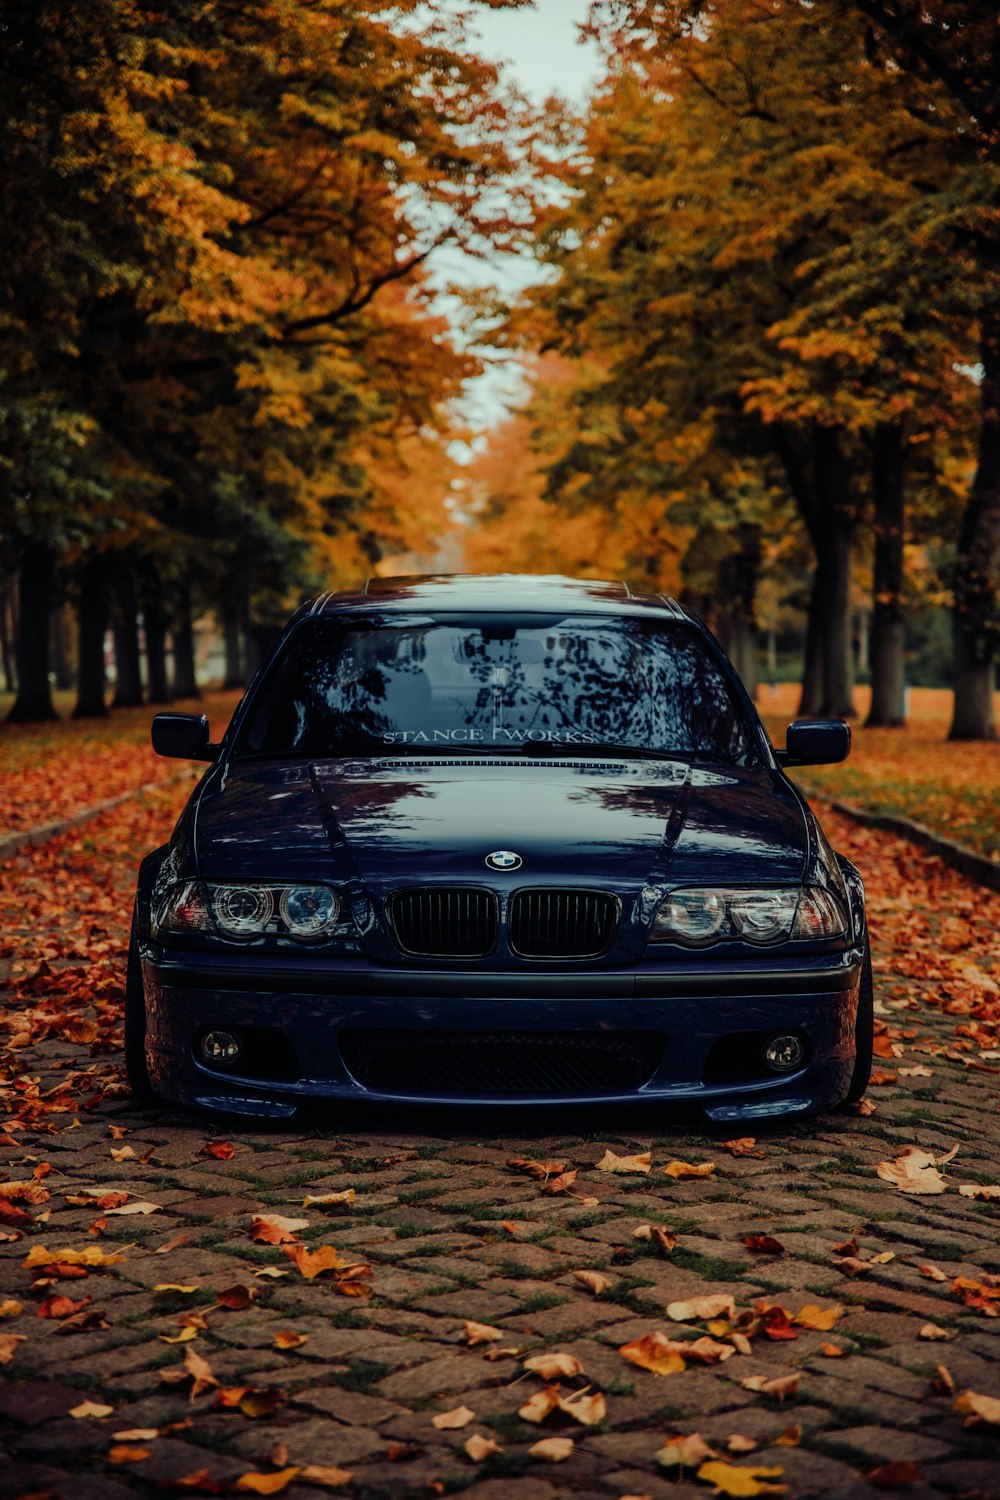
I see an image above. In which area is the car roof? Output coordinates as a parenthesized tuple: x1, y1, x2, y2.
(303, 574, 688, 620)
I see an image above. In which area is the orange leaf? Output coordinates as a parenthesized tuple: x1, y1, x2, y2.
(233, 1470, 301, 1495)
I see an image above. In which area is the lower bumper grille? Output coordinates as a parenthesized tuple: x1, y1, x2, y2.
(339, 1029, 665, 1097)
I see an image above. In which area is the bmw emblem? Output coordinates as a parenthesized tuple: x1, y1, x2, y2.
(486, 850, 522, 871)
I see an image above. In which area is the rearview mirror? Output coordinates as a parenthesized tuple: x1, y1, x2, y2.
(151, 713, 217, 762)
(779, 719, 851, 767)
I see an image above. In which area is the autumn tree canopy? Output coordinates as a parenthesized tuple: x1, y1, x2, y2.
(466, 0, 997, 738)
(0, 0, 535, 719)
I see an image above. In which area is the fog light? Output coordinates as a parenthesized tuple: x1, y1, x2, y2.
(199, 1029, 241, 1068)
(763, 1033, 806, 1072)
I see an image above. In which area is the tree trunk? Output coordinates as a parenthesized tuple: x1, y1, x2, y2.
(949, 309, 1000, 740)
(7, 542, 57, 722)
(0, 577, 17, 693)
(867, 422, 907, 727)
(73, 554, 109, 718)
(797, 565, 825, 717)
(223, 614, 244, 688)
(111, 558, 144, 708)
(51, 604, 74, 691)
(717, 523, 761, 698)
(172, 591, 200, 700)
(144, 596, 172, 705)
(812, 426, 857, 719)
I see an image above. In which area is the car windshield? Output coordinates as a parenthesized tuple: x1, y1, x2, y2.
(237, 613, 759, 764)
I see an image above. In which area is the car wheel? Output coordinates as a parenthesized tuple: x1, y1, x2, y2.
(124, 909, 158, 1102)
(842, 937, 874, 1105)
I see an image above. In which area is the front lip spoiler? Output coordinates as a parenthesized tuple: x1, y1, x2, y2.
(147, 955, 860, 998)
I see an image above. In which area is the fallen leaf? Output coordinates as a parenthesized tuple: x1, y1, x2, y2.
(233, 1471, 301, 1495)
(23, 1244, 126, 1269)
(662, 1160, 715, 1179)
(104, 1200, 161, 1216)
(465, 1432, 502, 1461)
(37, 1294, 91, 1320)
(875, 1145, 954, 1194)
(596, 1148, 651, 1174)
(954, 1388, 1000, 1427)
(154, 1233, 191, 1255)
(432, 1404, 476, 1429)
(917, 1323, 950, 1340)
(933, 1364, 956, 1395)
(217, 1284, 257, 1311)
(274, 1329, 309, 1350)
(558, 1387, 605, 1425)
(833, 1256, 871, 1277)
(201, 1141, 235, 1160)
(668, 1293, 736, 1323)
(772, 1424, 800, 1446)
(233, 1388, 287, 1420)
(108, 1445, 151, 1463)
(154, 1284, 199, 1294)
(619, 1333, 686, 1376)
(655, 1433, 719, 1470)
(727, 1435, 759, 1454)
(302, 1189, 356, 1209)
(958, 1183, 1000, 1200)
(950, 1275, 1000, 1316)
(282, 1243, 372, 1294)
(518, 1386, 562, 1423)
(160, 1345, 219, 1401)
(744, 1235, 784, 1255)
(794, 1303, 843, 1331)
(0, 1334, 26, 1364)
(529, 1436, 574, 1461)
(110, 1146, 136, 1162)
(917, 1263, 948, 1282)
(506, 1157, 569, 1181)
(540, 1169, 577, 1195)
(0, 1299, 23, 1318)
(524, 1352, 584, 1380)
(741, 1372, 800, 1401)
(696, 1459, 787, 1496)
(573, 1269, 612, 1296)
(114, 1428, 159, 1440)
(160, 1326, 199, 1344)
(69, 1400, 114, 1418)
(819, 1342, 847, 1357)
(866, 1460, 921, 1488)
(249, 1214, 309, 1245)
(463, 1319, 506, 1345)
(253, 1267, 289, 1279)
(722, 1138, 764, 1158)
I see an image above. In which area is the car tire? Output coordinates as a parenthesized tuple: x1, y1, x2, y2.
(842, 937, 874, 1105)
(124, 909, 158, 1102)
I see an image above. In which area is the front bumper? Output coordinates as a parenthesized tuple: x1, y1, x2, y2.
(141, 946, 862, 1122)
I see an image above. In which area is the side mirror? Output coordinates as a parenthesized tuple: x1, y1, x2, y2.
(778, 719, 851, 767)
(152, 713, 217, 762)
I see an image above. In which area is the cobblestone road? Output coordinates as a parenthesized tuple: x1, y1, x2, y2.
(1, 785, 999, 1499)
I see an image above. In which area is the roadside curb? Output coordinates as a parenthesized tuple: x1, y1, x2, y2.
(808, 790, 1000, 893)
(0, 770, 199, 865)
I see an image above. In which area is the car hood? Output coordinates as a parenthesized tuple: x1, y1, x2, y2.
(194, 757, 809, 893)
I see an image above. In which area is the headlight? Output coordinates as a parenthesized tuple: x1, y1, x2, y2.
(152, 879, 213, 937)
(279, 884, 341, 940)
(153, 879, 347, 944)
(651, 886, 846, 946)
(730, 890, 799, 943)
(655, 889, 726, 944)
(212, 884, 274, 938)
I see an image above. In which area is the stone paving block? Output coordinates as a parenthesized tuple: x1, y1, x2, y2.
(818, 1423, 953, 1463)
(378, 1351, 520, 1401)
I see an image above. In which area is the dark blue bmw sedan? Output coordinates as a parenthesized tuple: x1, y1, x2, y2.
(126, 574, 871, 1122)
